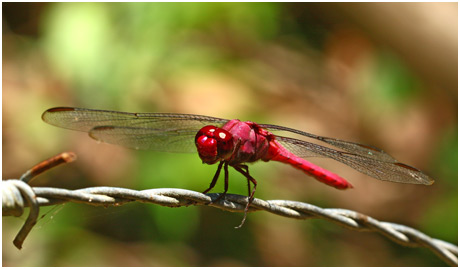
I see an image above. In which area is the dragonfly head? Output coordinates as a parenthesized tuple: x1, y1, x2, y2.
(195, 125, 234, 164)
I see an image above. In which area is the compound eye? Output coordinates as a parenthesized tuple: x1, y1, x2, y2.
(195, 125, 234, 163)
(196, 125, 217, 139)
(196, 135, 217, 156)
(195, 125, 219, 164)
(215, 129, 234, 155)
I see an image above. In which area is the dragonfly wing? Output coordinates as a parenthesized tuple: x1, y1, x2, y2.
(260, 124, 398, 162)
(42, 107, 229, 153)
(89, 126, 199, 153)
(42, 107, 228, 131)
(276, 136, 434, 185)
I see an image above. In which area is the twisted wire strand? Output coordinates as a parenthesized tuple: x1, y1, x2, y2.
(2, 179, 458, 266)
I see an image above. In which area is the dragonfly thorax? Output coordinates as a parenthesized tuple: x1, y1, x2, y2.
(195, 125, 234, 164)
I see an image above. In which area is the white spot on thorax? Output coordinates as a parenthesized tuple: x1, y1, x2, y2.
(218, 132, 226, 139)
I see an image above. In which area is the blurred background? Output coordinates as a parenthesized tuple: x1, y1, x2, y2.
(2, 2, 457, 266)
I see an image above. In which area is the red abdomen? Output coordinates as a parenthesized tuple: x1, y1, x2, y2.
(263, 140, 353, 190)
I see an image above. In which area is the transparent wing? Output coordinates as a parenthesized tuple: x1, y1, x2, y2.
(259, 124, 434, 185)
(42, 107, 229, 153)
(260, 123, 397, 161)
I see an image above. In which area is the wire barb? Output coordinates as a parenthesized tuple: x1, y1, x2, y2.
(2, 179, 458, 266)
(19, 152, 77, 184)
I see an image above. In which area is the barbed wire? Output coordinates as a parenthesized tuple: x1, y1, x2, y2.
(2, 178, 458, 266)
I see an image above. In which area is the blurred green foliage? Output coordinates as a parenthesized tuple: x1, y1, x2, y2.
(374, 50, 422, 105)
(432, 126, 458, 186)
(40, 2, 280, 108)
(422, 126, 458, 240)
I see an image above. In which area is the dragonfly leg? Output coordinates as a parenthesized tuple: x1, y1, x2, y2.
(239, 165, 252, 197)
(224, 162, 229, 193)
(202, 161, 224, 194)
(213, 163, 229, 203)
(232, 164, 257, 229)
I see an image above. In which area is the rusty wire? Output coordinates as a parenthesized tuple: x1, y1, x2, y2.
(2, 179, 458, 266)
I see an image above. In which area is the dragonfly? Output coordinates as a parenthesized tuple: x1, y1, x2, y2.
(42, 107, 434, 227)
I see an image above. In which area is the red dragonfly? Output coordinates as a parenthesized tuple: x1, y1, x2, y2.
(42, 107, 434, 226)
